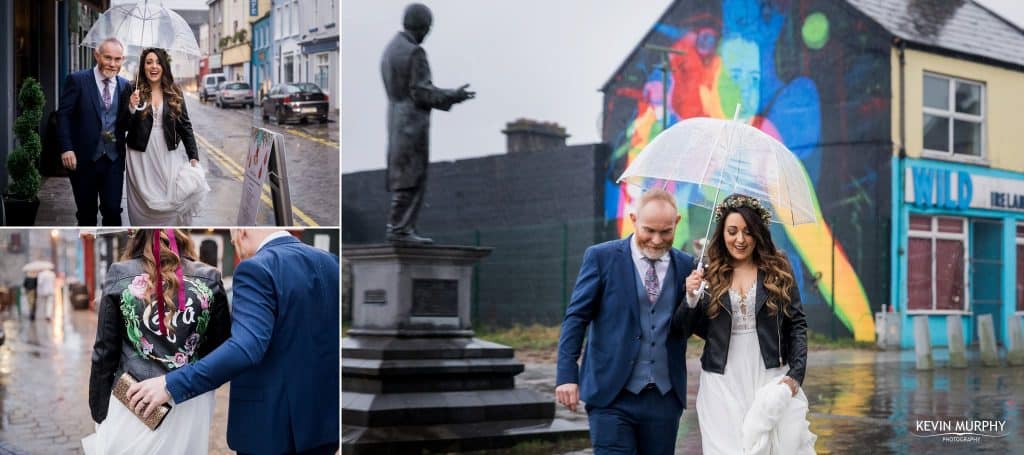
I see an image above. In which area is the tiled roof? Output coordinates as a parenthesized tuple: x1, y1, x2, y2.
(846, 0, 1024, 69)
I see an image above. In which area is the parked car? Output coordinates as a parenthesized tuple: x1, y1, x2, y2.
(199, 73, 226, 102)
(261, 83, 329, 124)
(216, 81, 254, 108)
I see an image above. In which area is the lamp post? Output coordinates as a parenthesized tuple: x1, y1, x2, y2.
(642, 43, 686, 132)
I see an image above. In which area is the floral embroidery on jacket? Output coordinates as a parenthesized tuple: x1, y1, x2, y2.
(119, 274, 215, 369)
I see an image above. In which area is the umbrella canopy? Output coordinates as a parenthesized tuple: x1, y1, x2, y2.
(617, 117, 818, 226)
(22, 261, 55, 273)
(82, 2, 201, 61)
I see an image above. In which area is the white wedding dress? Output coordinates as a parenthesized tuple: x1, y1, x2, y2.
(81, 389, 216, 454)
(126, 102, 210, 226)
(696, 283, 817, 454)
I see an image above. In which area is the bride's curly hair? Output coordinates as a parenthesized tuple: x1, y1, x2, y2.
(703, 194, 796, 319)
(121, 229, 197, 335)
(135, 48, 185, 121)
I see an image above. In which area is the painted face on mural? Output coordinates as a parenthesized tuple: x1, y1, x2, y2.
(723, 212, 756, 263)
(720, 37, 761, 116)
(630, 200, 680, 259)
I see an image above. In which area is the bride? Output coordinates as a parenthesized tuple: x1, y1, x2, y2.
(675, 194, 817, 454)
(84, 229, 230, 454)
(124, 48, 209, 225)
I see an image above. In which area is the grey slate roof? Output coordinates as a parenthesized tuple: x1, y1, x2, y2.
(846, 0, 1024, 69)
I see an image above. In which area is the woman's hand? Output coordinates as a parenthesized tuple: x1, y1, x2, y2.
(130, 89, 140, 107)
(685, 268, 704, 297)
(779, 376, 798, 397)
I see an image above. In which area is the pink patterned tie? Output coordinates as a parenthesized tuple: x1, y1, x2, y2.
(644, 257, 660, 304)
(102, 78, 112, 110)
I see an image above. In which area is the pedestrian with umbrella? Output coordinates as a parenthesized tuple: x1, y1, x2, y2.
(619, 116, 817, 453)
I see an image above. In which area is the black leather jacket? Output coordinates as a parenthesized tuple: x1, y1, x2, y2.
(672, 270, 808, 385)
(88, 258, 230, 423)
(123, 85, 200, 161)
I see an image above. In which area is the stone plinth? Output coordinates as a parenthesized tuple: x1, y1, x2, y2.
(341, 243, 589, 454)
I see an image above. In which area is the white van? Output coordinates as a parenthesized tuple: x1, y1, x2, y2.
(199, 73, 226, 102)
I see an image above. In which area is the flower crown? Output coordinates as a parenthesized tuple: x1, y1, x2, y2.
(713, 194, 772, 225)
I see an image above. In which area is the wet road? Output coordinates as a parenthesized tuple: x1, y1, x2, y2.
(0, 291, 231, 454)
(514, 349, 1024, 454)
(185, 92, 339, 226)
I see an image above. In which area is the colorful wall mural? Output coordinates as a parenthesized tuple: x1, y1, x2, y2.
(602, 0, 893, 340)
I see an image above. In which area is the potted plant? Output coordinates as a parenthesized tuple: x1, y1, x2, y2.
(4, 77, 44, 226)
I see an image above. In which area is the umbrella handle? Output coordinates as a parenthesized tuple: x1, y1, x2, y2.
(692, 261, 707, 297)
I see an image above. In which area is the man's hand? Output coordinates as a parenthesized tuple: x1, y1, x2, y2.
(130, 89, 140, 107)
(127, 375, 171, 418)
(779, 376, 798, 397)
(61, 151, 77, 171)
(555, 383, 580, 412)
(190, 159, 199, 167)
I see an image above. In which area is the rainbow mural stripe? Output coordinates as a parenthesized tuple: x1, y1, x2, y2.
(603, 0, 893, 340)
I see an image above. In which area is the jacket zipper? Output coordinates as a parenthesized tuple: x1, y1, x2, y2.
(777, 313, 783, 365)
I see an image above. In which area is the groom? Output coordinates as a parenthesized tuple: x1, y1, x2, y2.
(128, 229, 340, 454)
(556, 189, 695, 454)
(56, 37, 129, 226)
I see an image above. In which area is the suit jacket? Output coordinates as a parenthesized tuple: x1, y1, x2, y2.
(556, 237, 696, 408)
(55, 68, 129, 162)
(124, 84, 200, 161)
(165, 236, 340, 454)
(380, 31, 463, 191)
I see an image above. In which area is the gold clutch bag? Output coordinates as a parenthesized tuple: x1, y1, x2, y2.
(112, 373, 172, 431)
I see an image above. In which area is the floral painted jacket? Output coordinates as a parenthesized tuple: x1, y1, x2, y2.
(88, 258, 230, 423)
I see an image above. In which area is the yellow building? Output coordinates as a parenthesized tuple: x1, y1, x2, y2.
(219, 0, 271, 82)
(872, 0, 1024, 348)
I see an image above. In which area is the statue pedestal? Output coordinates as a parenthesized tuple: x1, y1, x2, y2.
(341, 244, 588, 454)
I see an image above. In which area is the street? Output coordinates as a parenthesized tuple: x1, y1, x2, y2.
(0, 290, 232, 454)
(184, 92, 339, 227)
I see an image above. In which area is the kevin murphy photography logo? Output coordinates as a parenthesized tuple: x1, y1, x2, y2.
(912, 417, 1010, 443)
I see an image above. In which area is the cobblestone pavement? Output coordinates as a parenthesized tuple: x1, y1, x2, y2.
(0, 297, 231, 454)
(33, 90, 339, 227)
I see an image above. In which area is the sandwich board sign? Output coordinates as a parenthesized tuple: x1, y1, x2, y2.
(237, 127, 293, 225)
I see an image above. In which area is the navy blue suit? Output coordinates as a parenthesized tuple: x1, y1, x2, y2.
(165, 236, 340, 455)
(55, 68, 129, 226)
(557, 237, 695, 454)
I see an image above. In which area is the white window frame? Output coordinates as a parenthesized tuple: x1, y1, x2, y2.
(907, 215, 970, 314)
(922, 72, 987, 164)
(1017, 223, 1024, 316)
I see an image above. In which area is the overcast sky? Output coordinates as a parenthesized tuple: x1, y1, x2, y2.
(340, 0, 1024, 174)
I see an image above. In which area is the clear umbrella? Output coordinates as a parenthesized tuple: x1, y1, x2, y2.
(81, 1, 201, 61)
(22, 261, 55, 273)
(617, 114, 820, 294)
(618, 116, 818, 227)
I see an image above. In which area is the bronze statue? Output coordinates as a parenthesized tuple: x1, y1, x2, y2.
(381, 3, 474, 244)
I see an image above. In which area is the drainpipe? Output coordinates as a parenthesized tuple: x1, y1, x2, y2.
(893, 37, 907, 346)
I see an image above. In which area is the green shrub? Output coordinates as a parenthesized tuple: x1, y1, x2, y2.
(6, 77, 44, 200)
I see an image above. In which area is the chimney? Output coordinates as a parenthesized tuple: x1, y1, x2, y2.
(502, 118, 569, 154)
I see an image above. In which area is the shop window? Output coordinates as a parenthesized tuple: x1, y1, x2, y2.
(923, 73, 984, 159)
(907, 215, 968, 312)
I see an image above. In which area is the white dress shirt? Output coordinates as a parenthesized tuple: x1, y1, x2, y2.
(630, 234, 669, 297)
(93, 66, 114, 103)
(257, 230, 293, 252)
